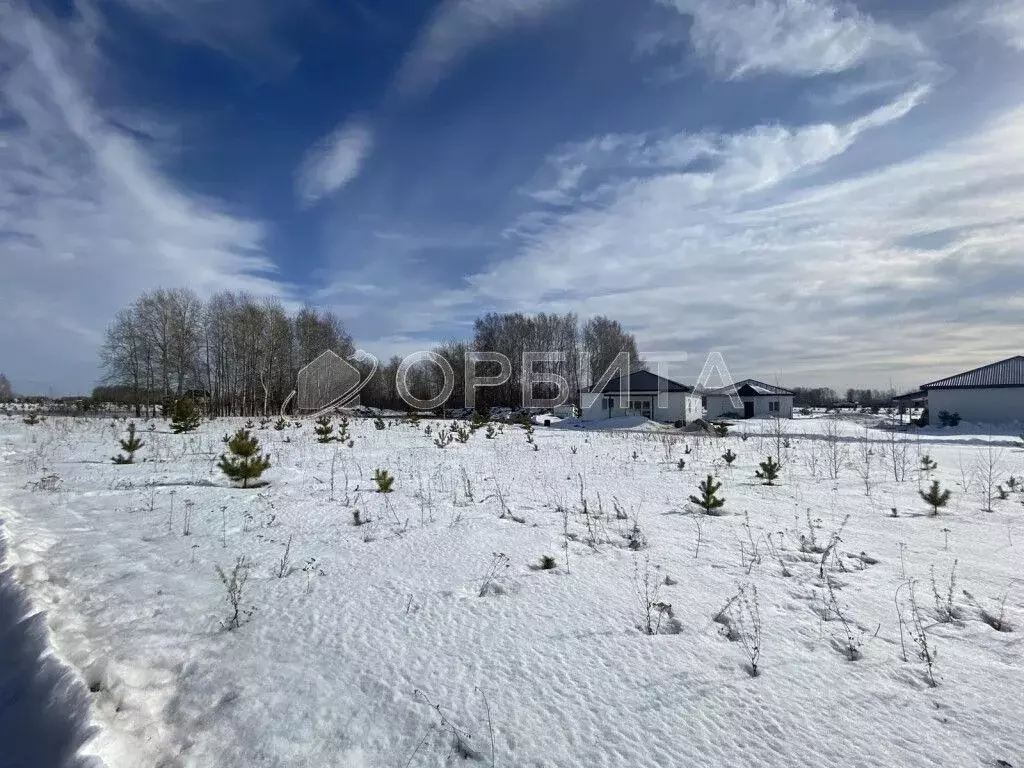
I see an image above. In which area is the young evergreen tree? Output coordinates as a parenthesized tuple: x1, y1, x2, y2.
(920, 480, 952, 516)
(169, 397, 201, 434)
(722, 449, 737, 465)
(372, 468, 394, 493)
(112, 422, 145, 464)
(755, 456, 781, 485)
(218, 428, 271, 488)
(314, 415, 336, 443)
(689, 474, 725, 514)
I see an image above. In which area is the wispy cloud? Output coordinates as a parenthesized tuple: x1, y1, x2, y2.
(432, 83, 1024, 387)
(295, 119, 375, 205)
(296, 0, 577, 203)
(97, 0, 305, 70)
(0, 2, 286, 390)
(980, 0, 1024, 49)
(393, 0, 578, 98)
(652, 0, 924, 79)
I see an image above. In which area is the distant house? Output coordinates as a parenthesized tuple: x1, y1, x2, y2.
(914, 356, 1024, 426)
(581, 369, 703, 424)
(703, 379, 795, 419)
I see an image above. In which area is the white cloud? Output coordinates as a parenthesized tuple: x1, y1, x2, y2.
(980, 0, 1024, 49)
(394, 0, 578, 98)
(438, 86, 1024, 387)
(654, 0, 924, 79)
(295, 119, 374, 204)
(0, 3, 288, 392)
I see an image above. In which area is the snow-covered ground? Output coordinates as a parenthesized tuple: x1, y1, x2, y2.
(1, 414, 1023, 767)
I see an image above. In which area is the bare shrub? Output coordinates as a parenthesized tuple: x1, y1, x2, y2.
(962, 589, 1013, 632)
(479, 552, 511, 597)
(633, 555, 680, 635)
(215, 556, 255, 631)
(930, 560, 960, 623)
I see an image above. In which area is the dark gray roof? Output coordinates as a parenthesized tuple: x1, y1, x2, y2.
(923, 356, 1024, 390)
(702, 379, 794, 397)
(597, 369, 692, 394)
(893, 390, 927, 402)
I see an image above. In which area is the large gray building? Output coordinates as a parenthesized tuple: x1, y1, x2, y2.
(920, 356, 1024, 426)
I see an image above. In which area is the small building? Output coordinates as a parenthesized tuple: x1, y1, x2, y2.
(703, 379, 794, 419)
(581, 369, 703, 424)
(918, 356, 1024, 426)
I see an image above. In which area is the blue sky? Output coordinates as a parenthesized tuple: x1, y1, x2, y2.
(1, 0, 1023, 394)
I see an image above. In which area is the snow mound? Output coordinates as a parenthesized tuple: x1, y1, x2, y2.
(0, 528, 100, 768)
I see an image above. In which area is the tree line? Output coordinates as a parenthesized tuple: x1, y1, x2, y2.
(789, 386, 901, 409)
(98, 288, 642, 417)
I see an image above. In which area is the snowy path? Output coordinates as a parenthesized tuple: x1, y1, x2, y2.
(0, 523, 98, 768)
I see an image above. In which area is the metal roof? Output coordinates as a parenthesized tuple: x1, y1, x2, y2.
(922, 356, 1024, 390)
(893, 390, 927, 402)
(702, 379, 794, 397)
(597, 369, 692, 394)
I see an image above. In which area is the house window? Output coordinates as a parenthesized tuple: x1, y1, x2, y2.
(768, 401, 780, 412)
(604, 397, 614, 410)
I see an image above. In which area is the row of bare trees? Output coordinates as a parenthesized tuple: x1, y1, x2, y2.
(99, 290, 644, 416)
(99, 289, 352, 417)
(356, 313, 642, 412)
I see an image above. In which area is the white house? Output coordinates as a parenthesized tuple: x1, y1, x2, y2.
(702, 379, 794, 419)
(919, 356, 1024, 426)
(581, 369, 703, 424)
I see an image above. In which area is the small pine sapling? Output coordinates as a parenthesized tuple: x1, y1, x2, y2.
(920, 480, 952, 516)
(920, 454, 938, 474)
(454, 424, 471, 444)
(274, 417, 287, 431)
(336, 416, 351, 444)
(722, 449, 737, 466)
(217, 428, 272, 488)
(314, 415, 336, 443)
(372, 468, 394, 493)
(23, 412, 41, 426)
(373, 417, 386, 430)
(112, 422, 145, 464)
(538, 555, 557, 570)
(755, 456, 781, 485)
(677, 458, 686, 471)
(689, 475, 725, 515)
(169, 397, 201, 434)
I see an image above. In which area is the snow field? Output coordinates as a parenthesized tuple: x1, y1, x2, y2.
(1, 414, 1023, 767)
